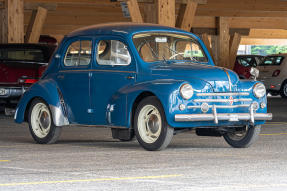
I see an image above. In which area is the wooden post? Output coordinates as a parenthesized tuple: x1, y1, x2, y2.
(0, 0, 24, 43)
(178, 0, 198, 31)
(143, 2, 157, 23)
(157, 0, 175, 27)
(201, 33, 214, 63)
(217, 17, 230, 68)
(210, 35, 219, 65)
(25, 7, 48, 43)
(127, 0, 143, 23)
(229, 32, 241, 69)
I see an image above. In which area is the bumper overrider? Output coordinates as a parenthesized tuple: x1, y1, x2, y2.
(175, 103, 272, 124)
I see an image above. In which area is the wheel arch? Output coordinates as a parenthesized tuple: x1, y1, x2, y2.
(15, 80, 69, 126)
(130, 91, 157, 129)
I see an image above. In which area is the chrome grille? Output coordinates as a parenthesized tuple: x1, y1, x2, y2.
(188, 92, 252, 109)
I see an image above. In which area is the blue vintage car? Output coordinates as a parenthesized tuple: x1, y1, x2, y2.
(14, 23, 272, 151)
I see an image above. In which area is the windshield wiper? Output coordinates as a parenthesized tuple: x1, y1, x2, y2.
(160, 44, 198, 62)
(143, 39, 167, 63)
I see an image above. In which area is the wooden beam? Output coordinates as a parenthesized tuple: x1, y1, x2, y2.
(217, 17, 230, 68)
(178, 0, 198, 31)
(229, 32, 241, 69)
(127, 0, 143, 23)
(0, 0, 24, 43)
(241, 38, 287, 46)
(24, 2, 57, 11)
(158, 0, 175, 27)
(200, 33, 214, 63)
(247, 29, 287, 39)
(192, 28, 250, 36)
(25, 6, 48, 43)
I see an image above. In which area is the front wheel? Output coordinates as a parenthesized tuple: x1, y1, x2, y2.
(134, 96, 174, 151)
(28, 98, 62, 144)
(223, 125, 261, 148)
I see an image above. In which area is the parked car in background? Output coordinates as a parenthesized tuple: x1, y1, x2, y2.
(0, 44, 56, 115)
(39, 35, 58, 46)
(233, 55, 265, 79)
(257, 54, 287, 98)
(15, 23, 272, 151)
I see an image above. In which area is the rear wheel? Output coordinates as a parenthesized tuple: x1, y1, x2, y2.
(28, 99, 61, 144)
(223, 125, 261, 148)
(134, 96, 174, 151)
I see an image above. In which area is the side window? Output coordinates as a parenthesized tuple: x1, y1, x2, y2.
(64, 40, 92, 67)
(96, 40, 131, 66)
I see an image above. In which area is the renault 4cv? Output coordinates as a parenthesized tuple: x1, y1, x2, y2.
(14, 23, 272, 151)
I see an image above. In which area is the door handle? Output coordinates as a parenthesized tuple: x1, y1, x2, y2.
(126, 76, 135, 80)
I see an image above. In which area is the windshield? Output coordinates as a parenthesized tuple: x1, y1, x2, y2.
(0, 48, 45, 62)
(133, 33, 208, 63)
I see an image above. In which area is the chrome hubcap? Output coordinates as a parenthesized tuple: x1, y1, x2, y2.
(138, 105, 162, 143)
(31, 103, 51, 138)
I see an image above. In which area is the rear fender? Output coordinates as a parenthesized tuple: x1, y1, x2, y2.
(14, 79, 69, 126)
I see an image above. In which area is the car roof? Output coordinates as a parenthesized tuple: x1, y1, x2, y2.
(237, 55, 264, 57)
(66, 22, 191, 38)
(267, 53, 287, 57)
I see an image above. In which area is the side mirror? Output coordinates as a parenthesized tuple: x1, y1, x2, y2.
(250, 67, 259, 80)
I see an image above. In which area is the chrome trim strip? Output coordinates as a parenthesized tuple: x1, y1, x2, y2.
(59, 69, 136, 74)
(223, 68, 232, 91)
(187, 104, 250, 109)
(193, 98, 252, 103)
(175, 113, 273, 122)
(197, 92, 249, 96)
(49, 105, 69, 126)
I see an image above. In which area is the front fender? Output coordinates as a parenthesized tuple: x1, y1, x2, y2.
(107, 79, 185, 128)
(14, 78, 69, 126)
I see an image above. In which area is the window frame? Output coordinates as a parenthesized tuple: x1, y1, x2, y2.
(95, 39, 132, 67)
(132, 32, 209, 64)
(62, 37, 93, 69)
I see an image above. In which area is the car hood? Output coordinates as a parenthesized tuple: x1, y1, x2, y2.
(150, 62, 240, 92)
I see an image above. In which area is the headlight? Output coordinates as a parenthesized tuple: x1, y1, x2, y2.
(253, 83, 266, 98)
(180, 84, 194, 100)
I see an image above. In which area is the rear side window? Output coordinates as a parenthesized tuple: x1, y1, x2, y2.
(0, 48, 45, 62)
(64, 40, 92, 67)
(260, 56, 284, 66)
(96, 40, 131, 66)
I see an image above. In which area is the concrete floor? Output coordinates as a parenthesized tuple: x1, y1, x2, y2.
(0, 97, 287, 191)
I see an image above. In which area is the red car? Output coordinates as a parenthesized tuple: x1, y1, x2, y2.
(233, 55, 264, 79)
(0, 44, 56, 115)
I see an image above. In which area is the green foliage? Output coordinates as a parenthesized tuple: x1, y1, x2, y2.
(251, 45, 287, 55)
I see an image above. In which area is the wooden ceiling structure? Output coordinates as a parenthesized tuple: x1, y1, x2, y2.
(1, 0, 287, 68)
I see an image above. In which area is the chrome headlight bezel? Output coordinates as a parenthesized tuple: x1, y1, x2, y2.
(253, 83, 266, 98)
(180, 83, 194, 100)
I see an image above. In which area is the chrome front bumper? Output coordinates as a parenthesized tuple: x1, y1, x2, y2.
(175, 105, 272, 124)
